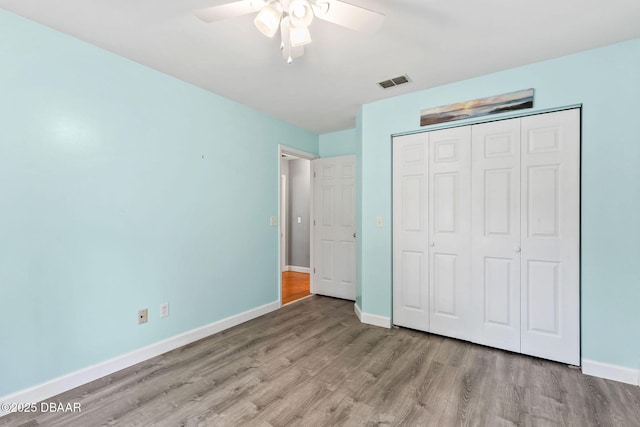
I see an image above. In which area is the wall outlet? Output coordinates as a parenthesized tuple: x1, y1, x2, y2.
(160, 303, 169, 318)
(138, 308, 148, 324)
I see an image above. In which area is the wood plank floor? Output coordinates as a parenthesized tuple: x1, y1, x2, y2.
(2, 296, 639, 426)
(282, 271, 310, 304)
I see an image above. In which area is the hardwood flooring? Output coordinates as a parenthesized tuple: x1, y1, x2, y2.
(281, 271, 310, 304)
(2, 296, 640, 426)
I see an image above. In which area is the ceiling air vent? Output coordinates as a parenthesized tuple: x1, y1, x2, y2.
(378, 74, 411, 89)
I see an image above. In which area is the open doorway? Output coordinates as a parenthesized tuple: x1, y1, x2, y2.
(279, 146, 317, 305)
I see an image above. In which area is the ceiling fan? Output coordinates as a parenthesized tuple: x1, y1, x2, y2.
(195, 0, 385, 63)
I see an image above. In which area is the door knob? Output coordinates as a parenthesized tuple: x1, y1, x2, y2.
(353, 232, 357, 238)
(430, 241, 435, 247)
(514, 246, 521, 253)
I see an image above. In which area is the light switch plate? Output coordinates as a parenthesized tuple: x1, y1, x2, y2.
(376, 216, 383, 228)
(270, 216, 278, 226)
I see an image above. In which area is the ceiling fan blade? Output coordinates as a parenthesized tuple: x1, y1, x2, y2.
(313, 0, 384, 32)
(195, 0, 263, 23)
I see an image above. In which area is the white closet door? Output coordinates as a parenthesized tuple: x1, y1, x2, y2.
(471, 118, 522, 352)
(428, 126, 472, 340)
(520, 109, 580, 365)
(312, 155, 356, 301)
(393, 133, 429, 330)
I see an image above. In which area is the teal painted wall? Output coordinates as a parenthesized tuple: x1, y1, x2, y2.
(318, 128, 357, 157)
(0, 10, 317, 396)
(358, 39, 640, 369)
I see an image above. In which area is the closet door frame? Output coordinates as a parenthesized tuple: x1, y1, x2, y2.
(391, 106, 581, 365)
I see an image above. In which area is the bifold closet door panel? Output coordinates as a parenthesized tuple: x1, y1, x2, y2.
(428, 126, 472, 341)
(392, 133, 429, 331)
(520, 109, 580, 365)
(471, 118, 522, 352)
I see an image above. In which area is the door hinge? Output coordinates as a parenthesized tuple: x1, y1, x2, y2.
(313, 268, 316, 274)
(313, 171, 316, 178)
(313, 219, 316, 226)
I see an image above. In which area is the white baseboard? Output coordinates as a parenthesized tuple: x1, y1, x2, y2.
(0, 300, 280, 417)
(354, 303, 391, 329)
(582, 359, 639, 386)
(285, 265, 310, 273)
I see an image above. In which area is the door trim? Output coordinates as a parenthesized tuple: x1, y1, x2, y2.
(280, 174, 287, 272)
(278, 145, 318, 307)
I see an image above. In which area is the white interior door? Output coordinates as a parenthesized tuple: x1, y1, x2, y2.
(393, 133, 429, 330)
(520, 109, 580, 365)
(471, 118, 522, 352)
(312, 155, 356, 301)
(428, 126, 472, 341)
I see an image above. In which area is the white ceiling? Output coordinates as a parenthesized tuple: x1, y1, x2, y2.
(1, 0, 639, 134)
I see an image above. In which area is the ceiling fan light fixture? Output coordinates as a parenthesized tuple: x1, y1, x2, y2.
(196, 0, 383, 62)
(254, 1, 283, 38)
(290, 24, 312, 47)
(289, 0, 314, 27)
